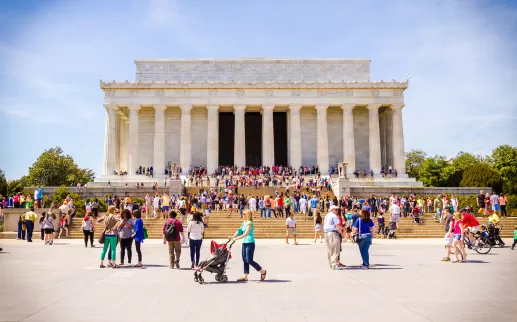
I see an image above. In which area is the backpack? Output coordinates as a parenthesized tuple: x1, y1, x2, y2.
(164, 219, 179, 241)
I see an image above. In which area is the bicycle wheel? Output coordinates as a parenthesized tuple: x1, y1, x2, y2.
(475, 237, 491, 254)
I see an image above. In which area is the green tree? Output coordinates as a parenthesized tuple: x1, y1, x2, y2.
(419, 155, 449, 187)
(27, 147, 95, 186)
(405, 149, 427, 180)
(460, 164, 503, 193)
(442, 152, 486, 186)
(490, 145, 517, 194)
(0, 169, 7, 197)
(7, 180, 24, 195)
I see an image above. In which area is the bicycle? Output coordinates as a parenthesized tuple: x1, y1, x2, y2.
(463, 232, 492, 254)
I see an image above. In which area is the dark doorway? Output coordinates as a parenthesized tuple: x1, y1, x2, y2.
(218, 112, 234, 166)
(245, 112, 262, 166)
(273, 112, 288, 166)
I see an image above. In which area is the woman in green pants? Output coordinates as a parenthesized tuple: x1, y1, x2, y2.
(98, 206, 119, 268)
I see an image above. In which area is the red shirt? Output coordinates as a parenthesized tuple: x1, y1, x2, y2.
(162, 218, 184, 241)
(462, 213, 479, 228)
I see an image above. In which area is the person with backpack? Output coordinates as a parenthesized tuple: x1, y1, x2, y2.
(91, 198, 99, 218)
(82, 210, 95, 248)
(163, 210, 185, 269)
(42, 211, 55, 245)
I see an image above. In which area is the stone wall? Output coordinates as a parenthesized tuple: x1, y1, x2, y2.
(327, 106, 343, 168)
(165, 107, 181, 163)
(300, 107, 317, 165)
(353, 106, 369, 171)
(191, 106, 208, 167)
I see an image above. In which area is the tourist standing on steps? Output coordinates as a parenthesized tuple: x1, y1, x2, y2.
(324, 205, 343, 270)
(187, 212, 204, 268)
(163, 210, 185, 269)
(390, 201, 401, 230)
(314, 210, 324, 243)
(98, 206, 120, 268)
(118, 209, 134, 265)
(23, 207, 38, 243)
(353, 209, 375, 269)
(229, 210, 267, 282)
(82, 211, 95, 247)
(132, 209, 144, 267)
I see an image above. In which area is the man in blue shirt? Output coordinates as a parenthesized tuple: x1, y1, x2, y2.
(323, 205, 343, 270)
(309, 196, 319, 218)
(36, 186, 43, 208)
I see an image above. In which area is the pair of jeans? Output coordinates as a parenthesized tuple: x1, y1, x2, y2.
(266, 208, 271, 218)
(24, 220, 34, 242)
(101, 235, 117, 261)
(259, 208, 264, 218)
(83, 229, 94, 246)
(120, 237, 133, 263)
(501, 205, 507, 217)
(285, 205, 291, 217)
(17, 222, 26, 239)
(241, 242, 262, 274)
(357, 234, 372, 267)
(189, 239, 202, 265)
(377, 225, 385, 236)
(277, 206, 284, 218)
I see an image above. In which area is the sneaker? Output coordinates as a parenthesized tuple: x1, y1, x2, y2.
(331, 265, 343, 270)
(441, 257, 451, 262)
(191, 262, 195, 269)
(175, 261, 180, 269)
(49, 241, 53, 245)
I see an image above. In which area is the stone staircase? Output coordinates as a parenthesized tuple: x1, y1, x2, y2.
(65, 213, 517, 239)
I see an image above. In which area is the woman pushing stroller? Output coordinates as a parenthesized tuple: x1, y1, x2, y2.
(229, 210, 267, 282)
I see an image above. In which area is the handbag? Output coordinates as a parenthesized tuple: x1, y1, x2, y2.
(98, 216, 111, 245)
(143, 226, 148, 240)
(353, 218, 362, 243)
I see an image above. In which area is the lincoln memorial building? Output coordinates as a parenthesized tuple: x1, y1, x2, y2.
(98, 58, 412, 183)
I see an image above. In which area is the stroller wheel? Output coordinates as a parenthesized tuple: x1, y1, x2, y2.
(221, 275, 228, 283)
(198, 276, 204, 284)
(215, 274, 221, 282)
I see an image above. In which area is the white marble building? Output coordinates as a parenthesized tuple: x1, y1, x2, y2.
(98, 58, 410, 183)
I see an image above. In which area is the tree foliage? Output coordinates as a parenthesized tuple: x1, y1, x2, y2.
(0, 169, 7, 197)
(26, 147, 95, 187)
(490, 145, 517, 194)
(405, 149, 427, 179)
(460, 164, 503, 193)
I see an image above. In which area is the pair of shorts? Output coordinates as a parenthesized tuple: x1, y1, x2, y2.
(287, 227, 297, 236)
(162, 206, 169, 212)
(314, 224, 322, 232)
(468, 226, 480, 234)
(454, 234, 462, 241)
(444, 233, 453, 246)
(492, 204, 500, 211)
(250, 206, 256, 212)
(44, 228, 54, 234)
(311, 208, 317, 216)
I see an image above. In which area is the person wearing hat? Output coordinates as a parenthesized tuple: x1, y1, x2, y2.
(323, 205, 343, 270)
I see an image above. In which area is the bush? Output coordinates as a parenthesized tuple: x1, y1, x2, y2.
(456, 195, 478, 209)
(460, 164, 503, 193)
(132, 197, 145, 205)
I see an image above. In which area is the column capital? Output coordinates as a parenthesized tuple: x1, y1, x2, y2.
(367, 104, 382, 111)
(127, 105, 141, 111)
(315, 104, 328, 110)
(233, 104, 246, 111)
(289, 104, 302, 111)
(206, 104, 219, 111)
(341, 105, 355, 111)
(153, 104, 167, 110)
(262, 104, 275, 110)
(104, 104, 118, 111)
(390, 104, 405, 110)
(179, 104, 192, 112)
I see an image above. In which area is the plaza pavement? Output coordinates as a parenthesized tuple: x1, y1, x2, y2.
(0, 238, 515, 322)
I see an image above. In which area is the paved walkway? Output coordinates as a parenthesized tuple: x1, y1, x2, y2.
(0, 238, 515, 322)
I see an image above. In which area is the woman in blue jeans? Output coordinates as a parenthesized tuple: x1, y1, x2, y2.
(230, 210, 267, 282)
(187, 212, 204, 268)
(353, 209, 375, 269)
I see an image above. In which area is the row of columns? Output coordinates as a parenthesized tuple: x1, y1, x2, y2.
(103, 103, 406, 177)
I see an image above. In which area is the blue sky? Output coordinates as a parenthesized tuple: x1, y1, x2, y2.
(1, 0, 516, 180)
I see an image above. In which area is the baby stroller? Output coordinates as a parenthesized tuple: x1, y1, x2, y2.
(413, 209, 424, 224)
(194, 239, 235, 284)
(384, 221, 397, 239)
(484, 223, 505, 247)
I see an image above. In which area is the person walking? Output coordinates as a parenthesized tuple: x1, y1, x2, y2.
(187, 212, 204, 268)
(285, 212, 297, 245)
(499, 193, 508, 217)
(353, 209, 375, 269)
(23, 207, 38, 243)
(449, 212, 467, 262)
(163, 210, 185, 269)
(511, 225, 517, 250)
(118, 209, 134, 265)
(132, 209, 144, 267)
(229, 210, 267, 282)
(82, 211, 95, 247)
(324, 205, 343, 270)
(42, 211, 55, 245)
(98, 206, 120, 268)
(314, 211, 324, 243)
(441, 208, 454, 262)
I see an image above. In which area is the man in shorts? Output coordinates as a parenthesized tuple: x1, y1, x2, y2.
(461, 209, 480, 248)
(477, 190, 486, 217)
(390, 202, 401, 229)
(441, 208, 454, 262)
(309, 195, 319, 219)
(490, 191, 500, 215)
(285, 212, 297, 245)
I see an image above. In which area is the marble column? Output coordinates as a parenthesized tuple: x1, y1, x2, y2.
(262, 104, 275, 167)
(316, 104, 329, 174)
(234, 104, 246, 168)
(180, 104, 192, 175)
(206, 104, 219, 174)
(118, 114, 128, 172)
(342, 105, 355, 176)
(289, 104, 302, 171)
(153, 104, 167, 177)
(391, 104, 407, 175)
(103, 105, 118, 176)
(127, 105, 141, 176)
(367, 104, 382, 174)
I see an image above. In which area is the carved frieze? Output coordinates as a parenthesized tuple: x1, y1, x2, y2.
(291, 89, 301, 97)
(317, 89, 327, 96)
(265, 89, 273, 97)
(235, 89, 245, 96)
(208, 88, 217, 96)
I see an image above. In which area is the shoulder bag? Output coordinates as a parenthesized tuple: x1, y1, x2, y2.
(353, 218, 362, 243)
(98, 216, 111, 245)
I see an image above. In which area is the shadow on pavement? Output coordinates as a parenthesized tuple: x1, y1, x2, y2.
(204, 279, 292, 285)
(464, 260, 489, 264)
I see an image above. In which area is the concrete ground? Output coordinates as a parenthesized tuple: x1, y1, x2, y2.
(0, 238, 516, 322)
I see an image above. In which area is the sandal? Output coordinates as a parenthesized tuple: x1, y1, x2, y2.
(100, 264, 105, 268)
(260, 270, 267, 281)
(237, 277, 248, 282)
(112, 264, 120, 269)
(134, 264, 142, 267)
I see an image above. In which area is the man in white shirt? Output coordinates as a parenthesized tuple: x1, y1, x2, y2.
(153, 194, 161, 219)
(286, 213, 297, 245)
(323, 205, 343, 270)
(249, 196, 257, 214)
(299, 197, 308, 219)
(390, 202, 401, 229)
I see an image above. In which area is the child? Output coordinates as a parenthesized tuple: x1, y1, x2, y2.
(512, 225, 517, 250)
(480, 225, 489, 238)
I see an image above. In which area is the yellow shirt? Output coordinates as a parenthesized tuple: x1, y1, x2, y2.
(191, 205, 198, 212)
(24, 211, 38, 222)
(162, 195, 170, 206)
(488, 214, 500, 224)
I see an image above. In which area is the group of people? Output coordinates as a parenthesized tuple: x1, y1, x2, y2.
(1, 186, 43, 209)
